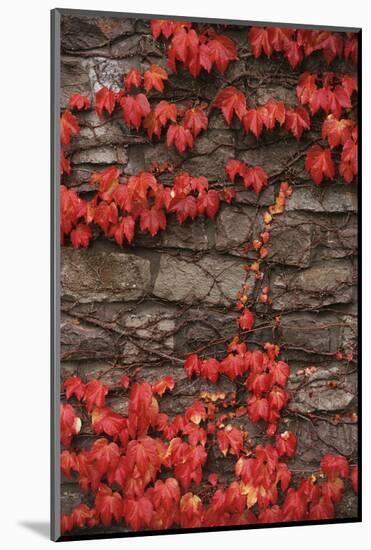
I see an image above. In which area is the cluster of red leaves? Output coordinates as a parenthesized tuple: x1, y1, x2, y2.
(226, 159, 268, 195)
(144, 99, 209, 153)
(213, 87, 312, 142)
(60, 372, 357, 533)
(248, 28, 358, 68)
(61, 167, 231, 248)
(151, 20, 238, 76)
(185, 340, 289, 437)
(296, 72, 358, 184)
(59, 23, 359, 535)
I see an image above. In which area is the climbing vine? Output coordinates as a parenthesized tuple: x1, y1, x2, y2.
(59, 19, 358, 535)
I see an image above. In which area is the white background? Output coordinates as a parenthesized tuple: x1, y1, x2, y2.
(0, 0, 368, 548)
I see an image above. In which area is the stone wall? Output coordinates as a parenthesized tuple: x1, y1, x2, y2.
(59, 14, 358, 529)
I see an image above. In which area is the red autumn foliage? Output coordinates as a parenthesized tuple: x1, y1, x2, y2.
(59, 21, 358, 535)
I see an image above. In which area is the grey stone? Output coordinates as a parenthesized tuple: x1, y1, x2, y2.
(61, 15, 135, 51)
(295, 418, 357, 464)
(279, 313, 333, 354)
(153, 253, 249, 307)
(215, 205, 257, 252)
(268, 212, 313, 267)
(290, 383, 355, 414)
(61, 57, 92, 109)
(271, 260, 354, 311)
(61, 247, 151, 303)
(160, 218, 210, 251)
(71, 145, 128, 165)
(61, 315, 114, 361)
(182, 146, 235, 183)
(286, 185, 357, 213)
(65, 110, 145, 152)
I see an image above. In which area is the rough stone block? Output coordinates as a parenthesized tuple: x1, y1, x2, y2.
(286, 185, 357, 213)
(61, 247, 151, 303)
(271, 260, 354, 311)
(215, 205, 257, 252)
(152, 253, 248, 307)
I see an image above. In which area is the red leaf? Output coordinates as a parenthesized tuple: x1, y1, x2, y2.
(340, 137, 357, 183)
(322, 115, 354, 149)
(207, 34, 238, 74)
(64, 376, 86, 401)
(342, 74, 357, 99)
(321, 477, 344, 504)
(124, 68, 142, 91)
(122, 496, 153, 531)
(179, 493, 203, 528)
(261, 99, 286, 129)
(60, 150, 71, 175)
(69, 93, 91, 110)
(95, 87, 116, 119)
(70, 223, 92, 248)
(184, 106, 208, 137)
(268, 386, 289, 411)
(184, 353, 201, 378)
(329, 85, 352, 118)
(60, 186, 86, 235)
(226, 159, 246, 183)
(155, 100, 177, 126)
(144, 64, 168, 93)
(305, 145, 335, 185)
(267, 27, 294, 51)
(128, 171, 158, 200)
(152, 478, 180, 512)
(247, 396, 269, 422)
(120, 93, 150, 130)
(285, 106, 310, 140)
(169, 194, 197, 223)
(90, 166, 120, 202)
(95, 483, 122, 527)
(150, 20, 176, 39)
(152, 376, 175, 397)
(239, 308, 255, 331)
(320, 454, 349, 480)
(284, 41, 303, 69)
(166, 124, 194, 153)
(270, 360, 290, 387)
(344, 34, 358, 64)
(61, 450, 78, 478)
(91, 407, 127, 438)
(109, 216, 135, 246)
(243, 166, 268, 195)
(93, 201, 118, 233)
(185, 401, 207, 424)
(243, 108, 266, 138)
(213, 86, 247, 125)
(309, 496, 335, 520)
(60, 110, 80, 145)
(249, 27, 272, 58)
(197, 190, 220, 219)
(83, 379, 109, 413)
(275, 431, 297, 457)
(297, 72, 318, 105)
(217, 425, 243, 457)
(220, 353, 246, 380)
(140, 207, 167, 236)
(60, 403, 82, 446)
(200, 358, 220, 384)
(143, 111, 162, 140)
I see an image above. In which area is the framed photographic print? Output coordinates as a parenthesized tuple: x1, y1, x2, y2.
(51, 8, 361, 541)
